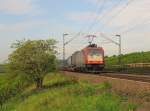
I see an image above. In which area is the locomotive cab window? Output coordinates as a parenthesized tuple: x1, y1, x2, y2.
(87, 49, 103, 62)
(88, 49, 101, 56)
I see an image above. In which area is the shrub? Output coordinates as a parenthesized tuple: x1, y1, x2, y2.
(0, 74, 30, 106)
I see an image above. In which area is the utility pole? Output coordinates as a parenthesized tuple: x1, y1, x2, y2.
(100, 33, 122, 66)
(116, 34, 121, 66)
(63, 33, 69, 66)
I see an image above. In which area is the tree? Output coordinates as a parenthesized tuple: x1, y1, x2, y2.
(9, 39, 57, 89)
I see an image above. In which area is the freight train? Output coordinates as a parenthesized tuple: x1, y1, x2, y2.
(66, 44, 105, 72)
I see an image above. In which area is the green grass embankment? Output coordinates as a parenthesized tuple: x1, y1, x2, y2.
(105, 51, 150, 66)
(0, 73, 136, 111)
(105, 51, 150, 73)
(0, 73, 30, 106)
(0, 64, 9, 73)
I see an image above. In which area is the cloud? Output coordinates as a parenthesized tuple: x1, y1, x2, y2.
(67, 11, 99, 22)
(0, 20, 47, 32)
(84, 0, 108, 4)
(65, 0, 150, 56)
(0, 0, 39, 15)
(67, 0, 109, 22)
(67, 0, 150, 33)
(86, 0, 100, 4)
(105, 0, 150, 31)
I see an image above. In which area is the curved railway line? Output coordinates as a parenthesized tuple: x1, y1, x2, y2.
(64, 71, 150, 83)
(63, 71, 150, 111)
(63, 71, 150, 94)
(98, 73, 150, 83)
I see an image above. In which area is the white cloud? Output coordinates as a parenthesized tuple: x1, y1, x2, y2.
(66, 0, 150, 56)
(67, 0, 150, 32)
(67, 0, 108, 22)
(106, 0, 150, 31)
(0, 0, 39, 15)
(86, 0, 100, 4)
(0, 20, 47, 32)
(67, 11, 99, 22)
(85, 0, 108, 4)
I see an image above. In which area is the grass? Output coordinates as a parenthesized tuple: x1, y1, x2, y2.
(0, 64, 9, 73)
(0, 73, 136, 111)
(0, 73, 7, 86)
(0, 72, 31, 106)
(0, 72, 16, 86)
(105, 51, 150, 74)
(105, 51, 150, 65)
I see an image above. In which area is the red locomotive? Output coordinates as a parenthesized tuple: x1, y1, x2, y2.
(66, 44, 105, 72)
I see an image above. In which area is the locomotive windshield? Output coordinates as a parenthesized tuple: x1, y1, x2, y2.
(88, 49, 101, 56)
(88, 49, 103, 62)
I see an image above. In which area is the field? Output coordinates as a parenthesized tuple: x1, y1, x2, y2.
(0, 72, 137, 111)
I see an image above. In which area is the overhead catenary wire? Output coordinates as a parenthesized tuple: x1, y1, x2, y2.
(94, 0, 135, 46)
(85, 0, 124, 45)
(101, 0, 135, 31)
(99, 18, 150, 52)
(86, 0, 106, 33)
(66, 0, 123, 44)
(99, 18, 150, 49)
(65, 0, 105, 45)
(86, 0, 123, 34)
(100, 33, 119, 45)
(119, 18, 150, 35)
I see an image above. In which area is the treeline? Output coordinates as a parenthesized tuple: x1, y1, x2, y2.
(105, 51, 150, 66)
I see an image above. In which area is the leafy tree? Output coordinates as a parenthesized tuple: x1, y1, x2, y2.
(9, 39, 57, 89)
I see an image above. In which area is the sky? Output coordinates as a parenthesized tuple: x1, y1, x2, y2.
(0, 0, 150, 63)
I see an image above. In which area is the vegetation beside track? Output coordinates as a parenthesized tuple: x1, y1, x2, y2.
(105, 51, 150, 65)
(0, 73, 137, 111)
(105, 51, 150, 74)
(0, 64, 8, 73)
(0, 72, 31, 106)
(0, 39, 149, 110)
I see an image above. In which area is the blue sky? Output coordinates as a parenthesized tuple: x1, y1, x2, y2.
(0, 0, 150, 63)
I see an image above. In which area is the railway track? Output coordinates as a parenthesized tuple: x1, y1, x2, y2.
(64, 71, 150, 83)
(63, 71, 150, 111)
(99, 73, 150, 83)
(63, 71, 150, 94)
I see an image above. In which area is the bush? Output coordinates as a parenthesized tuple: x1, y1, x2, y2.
(0, 64, 8, 73)
(0, 74, 30, 106)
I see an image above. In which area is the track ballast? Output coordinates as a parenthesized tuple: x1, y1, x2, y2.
(64, 71, 150, 83)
